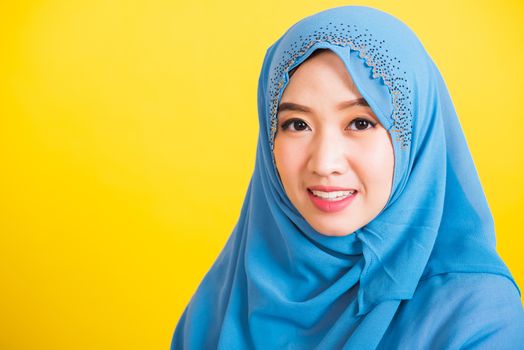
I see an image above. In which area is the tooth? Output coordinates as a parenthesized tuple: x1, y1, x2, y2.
(311, 190, 354, 200)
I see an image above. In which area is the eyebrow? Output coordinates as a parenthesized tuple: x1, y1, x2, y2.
(277, 98, 369, 114)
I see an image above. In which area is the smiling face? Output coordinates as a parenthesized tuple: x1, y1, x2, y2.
(273, 49, 395, 236)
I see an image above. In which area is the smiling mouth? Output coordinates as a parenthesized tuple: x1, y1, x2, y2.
(306, 188, 358, 213)
(307, 188, 356, 201)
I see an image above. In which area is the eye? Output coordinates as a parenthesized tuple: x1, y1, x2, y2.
(348, 118, 377, 131)
(280, 118, 311, 132)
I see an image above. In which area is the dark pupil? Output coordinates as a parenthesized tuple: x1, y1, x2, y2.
(355, 120, 369, 130)
(293, 120, 308, 131)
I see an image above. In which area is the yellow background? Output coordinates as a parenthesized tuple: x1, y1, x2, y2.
(1, 1, 523, 349)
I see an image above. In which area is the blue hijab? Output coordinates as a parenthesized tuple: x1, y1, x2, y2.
(172, 6, 523, 349)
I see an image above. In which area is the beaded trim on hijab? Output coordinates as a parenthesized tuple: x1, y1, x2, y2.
(268, 22, 413, 152)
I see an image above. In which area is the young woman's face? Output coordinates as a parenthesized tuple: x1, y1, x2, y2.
(274, 50, 394, 236)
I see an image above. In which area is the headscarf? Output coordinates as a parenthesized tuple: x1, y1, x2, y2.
(171, 6, 520, 349)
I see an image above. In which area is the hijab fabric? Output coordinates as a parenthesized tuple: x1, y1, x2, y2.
(172, 6, 520, 349)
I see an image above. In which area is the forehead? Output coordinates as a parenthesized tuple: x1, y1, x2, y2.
(287, 48, 327, 78)
(283, 49, 357, 93)
(278, 50, 371, 115)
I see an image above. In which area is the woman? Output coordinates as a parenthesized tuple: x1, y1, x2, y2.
(171, 6, 524, 349)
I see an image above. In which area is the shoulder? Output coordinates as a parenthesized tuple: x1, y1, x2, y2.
(379, 272, 524, 349)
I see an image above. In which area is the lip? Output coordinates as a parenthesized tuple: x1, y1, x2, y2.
(307, 188, 358, 213)
(307, 185, 356, 192)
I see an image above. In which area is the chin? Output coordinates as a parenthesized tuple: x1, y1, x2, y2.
(312, 222, 357, 237)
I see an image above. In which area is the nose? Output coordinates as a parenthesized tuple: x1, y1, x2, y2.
(306, 128, 349, 177)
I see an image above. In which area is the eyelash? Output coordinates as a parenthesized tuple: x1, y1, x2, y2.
(280, 117, 377, 132)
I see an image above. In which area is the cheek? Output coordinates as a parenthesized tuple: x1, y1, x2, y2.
(358, 133, 395, 192)
(274, 139, 305, 188)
